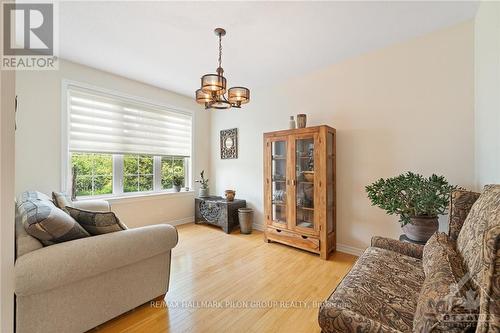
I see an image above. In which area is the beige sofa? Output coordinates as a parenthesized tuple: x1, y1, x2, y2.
(15, 199, 178, 333)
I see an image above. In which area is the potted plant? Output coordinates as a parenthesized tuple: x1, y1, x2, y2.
(172, 174, 183, 192)
(365, 172, 455, 242)
(195, 170, 209, 198)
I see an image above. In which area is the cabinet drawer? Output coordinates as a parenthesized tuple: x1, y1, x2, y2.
(266, 227, 320, 253)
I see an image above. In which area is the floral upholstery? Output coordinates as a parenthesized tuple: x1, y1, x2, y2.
(371, 236, 424, 259)
(457, 185, 500, 289)
(319, 187, 499, 333)
(319, 247, 424, 332)
(448, 190, 481, 241)
(422, 232, 465, 278)
(476, 225, 500, 333)
(414, 232, 477, 332)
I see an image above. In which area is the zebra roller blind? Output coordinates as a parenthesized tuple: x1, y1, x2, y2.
(67, 85, 192, 157)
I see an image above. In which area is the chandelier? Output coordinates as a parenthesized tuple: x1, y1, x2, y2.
(195, 28, 250, 110)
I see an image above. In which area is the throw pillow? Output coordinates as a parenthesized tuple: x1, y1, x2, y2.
(476, 225, 500, 333)
(18, 197, 90, 246)
(423, 232, 464, 278)
(415, 233, 478, 332)
(66, 206, 127, 235)
(52, 191, 73, 213)
(456, 185, 500, 289)
(17, 190, 51, 203)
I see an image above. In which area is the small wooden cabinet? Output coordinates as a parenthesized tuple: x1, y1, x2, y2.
(195, 197, 246, 234)
(263, 125, 336, 259)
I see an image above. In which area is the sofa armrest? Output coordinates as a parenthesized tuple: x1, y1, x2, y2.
(371, 236, 423, 259)
(15, 224, 178, 296)
(448, 189, 480, 240)
(72, 199, 110, 212)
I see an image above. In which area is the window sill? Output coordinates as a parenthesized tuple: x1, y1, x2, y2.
(77, 190, 195, 204)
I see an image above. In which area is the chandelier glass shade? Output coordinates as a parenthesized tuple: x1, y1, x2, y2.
(201, 74, 226, 94)
(195, 28, 250, 110)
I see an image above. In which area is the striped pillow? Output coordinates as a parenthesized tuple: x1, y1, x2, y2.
(66, 207, 127, 235)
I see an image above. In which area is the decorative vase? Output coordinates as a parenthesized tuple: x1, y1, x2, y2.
(225, 190, 235, 201)
(173, 185, 181, 192)
(402, 216, 439, 242)
(297, 114, 307, 128)
(289, 116, 296, 129)
(199, 187, 209, 198)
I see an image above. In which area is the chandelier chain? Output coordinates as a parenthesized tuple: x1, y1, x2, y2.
(218, 33, 222, 69)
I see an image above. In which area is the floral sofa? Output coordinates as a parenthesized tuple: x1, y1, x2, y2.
(319, 186, 500, 333)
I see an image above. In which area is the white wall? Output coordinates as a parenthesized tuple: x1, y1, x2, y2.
(211, 21, 475, 253)
(1, 68, 16, 332)
(475, 2, 500, 189)
(15, 59, 211, 227)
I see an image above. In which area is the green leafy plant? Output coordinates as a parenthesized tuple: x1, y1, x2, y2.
(195, 170, 209, 189)
(365, 172, 456, 226)
(172, 174, 184, 187)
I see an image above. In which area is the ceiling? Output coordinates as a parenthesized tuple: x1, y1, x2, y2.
(59, 1, 479, 97)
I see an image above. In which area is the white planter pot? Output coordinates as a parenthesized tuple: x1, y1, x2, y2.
(199, 188, 209, 198)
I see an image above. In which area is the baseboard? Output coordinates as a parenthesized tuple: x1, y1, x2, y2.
(165, 216, 194, 226)
(165, 218, 264, 230)
(336, 243, 365, 256)
(252, 222, 265, 231)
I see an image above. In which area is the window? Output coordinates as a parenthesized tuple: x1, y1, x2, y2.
(124, 154, 154, 193)
(161, 156, 186, 189)
(71, 153, 113, 196)
(66, 83, 192, 198)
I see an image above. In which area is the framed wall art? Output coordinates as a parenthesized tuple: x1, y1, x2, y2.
(220, 128, 238, 159)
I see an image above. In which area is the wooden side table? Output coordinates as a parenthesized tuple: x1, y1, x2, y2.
(399, 234, 427, 245)
(195, 196, 247, 234)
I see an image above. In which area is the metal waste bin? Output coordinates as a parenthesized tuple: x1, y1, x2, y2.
(238, 208, 254, 234)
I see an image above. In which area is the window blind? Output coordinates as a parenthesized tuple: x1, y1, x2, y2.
(67, 85, 192, 157)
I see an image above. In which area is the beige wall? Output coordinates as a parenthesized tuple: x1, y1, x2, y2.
(1, 69, 16, 332)
(15, 59, 211, 227)
(475, 2, 500, 189)
(210, 21, 475, 253)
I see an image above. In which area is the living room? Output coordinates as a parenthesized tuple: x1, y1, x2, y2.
(0, 1, 499, 332)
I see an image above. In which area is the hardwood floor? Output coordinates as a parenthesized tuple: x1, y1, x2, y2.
(93, 223, 357, 333)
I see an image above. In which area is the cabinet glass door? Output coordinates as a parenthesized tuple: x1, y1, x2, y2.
(295, 137, 315, 230)
(271, 140, 287, 225)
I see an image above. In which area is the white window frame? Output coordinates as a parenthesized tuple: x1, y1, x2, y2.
(61, 80, 195, 199)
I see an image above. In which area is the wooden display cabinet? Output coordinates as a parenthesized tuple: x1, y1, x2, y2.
(263, 125, 336, 259)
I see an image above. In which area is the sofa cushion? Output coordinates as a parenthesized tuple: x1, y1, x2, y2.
(66, 206, 127, 235)
(319, 247, 424, 333)
(448, 190, 481, 241)
(17, 196, 90, 246)
(415, 233, 477, 332)
(423, 233, 466, 278)
(15, 206, 43, 258)
(17, 191, 51, 203)
(476, 225, 500, 333)
(52, 191, 73, 213)
(457, 185, 500, 289)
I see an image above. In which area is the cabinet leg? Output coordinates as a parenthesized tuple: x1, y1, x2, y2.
(320, 250, 328, 260)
